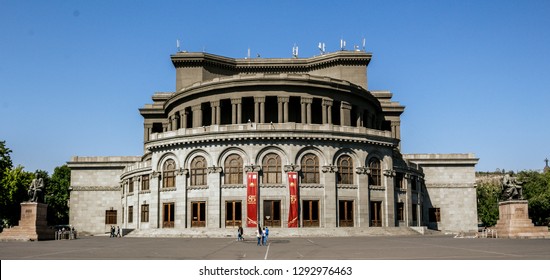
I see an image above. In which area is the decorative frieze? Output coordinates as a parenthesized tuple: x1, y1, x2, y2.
(70, 186, 120, 191)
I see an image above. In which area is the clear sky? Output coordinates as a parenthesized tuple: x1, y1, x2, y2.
(1, 0, 549, 174)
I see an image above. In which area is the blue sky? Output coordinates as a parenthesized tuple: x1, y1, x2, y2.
(1, 0, 549, 174)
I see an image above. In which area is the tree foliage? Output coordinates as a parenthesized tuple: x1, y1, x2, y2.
(476, 180, 500, 226)
(0, 141, 71, 227)
(518, 170, 550, 226)
(46, 165, 71, 225)
(0, 166, 33, 227)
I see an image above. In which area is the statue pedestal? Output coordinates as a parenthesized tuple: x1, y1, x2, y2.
(0, 202, 54, 241)
(493, 200, 549, 239)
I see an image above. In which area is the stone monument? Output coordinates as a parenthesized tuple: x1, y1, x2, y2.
(493, 173, 549, 238)
(0, 174, 54, 241)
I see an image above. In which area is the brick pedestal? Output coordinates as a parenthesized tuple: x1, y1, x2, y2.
(493, 200, 549, 239)
(0, 202, 54, 241)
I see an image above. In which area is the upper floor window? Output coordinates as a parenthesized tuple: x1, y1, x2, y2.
(224, 154, 243, 184)
(368, 158, 381, 186)
(262, 153, 281, 184)
(128, 178, 134, 193)
(337, 155, 353, 184)
(163, 159, 176, 188)
(141, 175, 150, 191)
(301, 153, 319, 184)
(191, 156, 207, 186)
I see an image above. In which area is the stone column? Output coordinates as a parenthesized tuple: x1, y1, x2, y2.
(391, 121, 401, 139)
(323, 99, 333, 125)
(356, 112, 363, 128)
(143, 123, 152, 142)
(191, 104, 202, 128)
(383, 166, 396, 227)
(176, 168, 188, 229)
(231, 98, 242, 124)
(356, 167, 370, 227)
(180, 109, 188, 129)
(210, 101, 220, 125)
(171, 114, 179, 130)
(340, 101, 351, 126)
(207, 166, 223, 228)
(301, 97, 313, 124)
(150, 172, 161, 229)
(278, 96, 289, 123)
(162, 121, 169, 132)
(254, 97, 265, 123)
(322, 165, 338, 227)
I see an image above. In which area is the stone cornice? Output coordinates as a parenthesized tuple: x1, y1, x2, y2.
(170, 51, 372, 72)
(145, 124, 398, 152)
(70, 186, 120, 191)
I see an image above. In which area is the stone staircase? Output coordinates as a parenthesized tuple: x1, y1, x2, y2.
(125, 226, 424, 238)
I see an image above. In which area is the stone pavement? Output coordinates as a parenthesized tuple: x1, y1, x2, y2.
(1, 235, 550, 260)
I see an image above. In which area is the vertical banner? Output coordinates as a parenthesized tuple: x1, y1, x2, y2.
(246, 172, 258, 227)
(288, 171, 299, 227)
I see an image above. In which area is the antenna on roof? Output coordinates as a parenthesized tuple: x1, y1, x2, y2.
(318, 42, 326, 55)
(247, 48, 251, 59)
(176, 39, 180, 52)
(340, 38, 346, 50)
(362, 37, 366, 51)
(292, 44, 299, 58)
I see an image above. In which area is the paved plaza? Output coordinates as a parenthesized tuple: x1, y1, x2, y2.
(1, 235, 549, 260)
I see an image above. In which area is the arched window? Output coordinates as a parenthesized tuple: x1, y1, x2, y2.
(337, 155, 353, 184)
(163, 159, 176, 188)
(224, 154, 243, 184)
(301, 153, 319, 184)
(262, 153, 281, 184)
(369, 158, 381, 186)
(191, 156, 207, 186)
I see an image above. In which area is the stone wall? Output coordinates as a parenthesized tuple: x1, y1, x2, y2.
(68, 156, 140, 235)
(404, 154, 479, 233)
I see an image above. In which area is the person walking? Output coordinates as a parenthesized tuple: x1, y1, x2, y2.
(256, 226, 262, 246)
(262, 227, 267, 246)
(264, 226, 269, 244)
(110, 225, 115, 238)
(237, 226, 244, 241)
(116, 226, 121, 238)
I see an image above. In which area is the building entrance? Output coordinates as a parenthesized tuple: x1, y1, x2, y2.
(370, 201, 382, 227)
(225, 201, 242, 228)
(263, 200, 281, 227)
(339, 200, 354, 227)
(302, 200, 320, 227)
(163, 202, 174, 228)
(192, 201, 206, 227)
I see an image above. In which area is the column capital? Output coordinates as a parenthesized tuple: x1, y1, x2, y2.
(322, 165, 338, 173)
(322, 99, 333, 106)
(244, 164, 261, 172)
(254, 97, 265, 103)
(301, 97, 313, 104)
(230, 98, 242, 105)
(278, 96, 289, 103)
(191, 104, 202, 111)
(284, 164, 301, 172)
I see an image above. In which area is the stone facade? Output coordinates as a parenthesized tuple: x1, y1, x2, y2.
(68, 51, 478, 236)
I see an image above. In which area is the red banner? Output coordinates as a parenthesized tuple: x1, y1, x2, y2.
(246, 172, 258, 227)
(288, 172, 299, 227)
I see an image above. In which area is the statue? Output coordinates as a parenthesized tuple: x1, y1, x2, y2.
(28, 176, 45, 203)
(500, 173, 523, 201)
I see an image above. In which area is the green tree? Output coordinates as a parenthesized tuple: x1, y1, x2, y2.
(0, 140, 13, 182)
(46, 165, 70, 225)
(518, 170, 550, 226)
(0, 166, 33, 227)
(476, 180, 500, 226)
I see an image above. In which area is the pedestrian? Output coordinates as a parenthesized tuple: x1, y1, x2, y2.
(256, 226, 262, 246)
(262, 227, 267, 245)
(116, 226, 121, 238)
(265, 226, 269, 244)
(238, 226, 244, 241)
(110, 225, 114, 237)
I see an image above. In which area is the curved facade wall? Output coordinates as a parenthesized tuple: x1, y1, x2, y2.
(68, 51, 478, 235)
